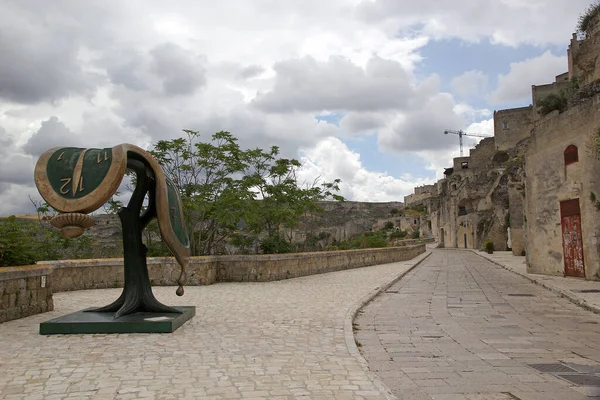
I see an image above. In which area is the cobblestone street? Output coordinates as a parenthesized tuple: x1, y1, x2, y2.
(0, 254, 428, 400)
(356, 250, 600, 400)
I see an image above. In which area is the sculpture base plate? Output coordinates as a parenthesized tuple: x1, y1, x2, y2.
(39, 306, 195, 335)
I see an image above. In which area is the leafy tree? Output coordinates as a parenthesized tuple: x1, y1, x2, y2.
(411, 229, 421, 239)
(103, 191, 124, 215)
(150, 130, 344, 255)
(0, 215, 92, 267)
(241, 145, 343, 252)
(150, 130, 253, 255)
(382, 221, 394, 231)
(0, 216, 37, 267)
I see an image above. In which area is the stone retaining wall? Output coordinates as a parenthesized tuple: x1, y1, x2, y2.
(217, 245, 425, 282)
(1, 244, 425, 323)
(0, 265, 53, 324)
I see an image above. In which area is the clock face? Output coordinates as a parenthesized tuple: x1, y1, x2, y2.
(34, 146, 127, 214)
(46, 147, 114, 199)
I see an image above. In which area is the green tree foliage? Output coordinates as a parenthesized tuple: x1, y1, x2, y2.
(150, 130, 344, 255)
(337, 231, 388, 250)
(103, 191, 124, 215)
(389, 229, 408, 239)
(382, 221, 394, 231)
(0, 215, 92, 267)
(0, 216, 37, 267)
(411, 229, 420, 239)
(537, 78, 579, 116)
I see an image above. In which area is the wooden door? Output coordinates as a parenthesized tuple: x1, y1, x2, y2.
(560, 199, 585, 278)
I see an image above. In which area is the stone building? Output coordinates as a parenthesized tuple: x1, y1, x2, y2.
(426, 137, 510, 250)
(404, 184, 437, 207)
(407, 13, 600, 280)
(524, 96, 600, 279)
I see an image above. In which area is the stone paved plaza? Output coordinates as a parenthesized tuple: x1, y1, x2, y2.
(356, 250, 600, 400)
(0, 254, 428, 400)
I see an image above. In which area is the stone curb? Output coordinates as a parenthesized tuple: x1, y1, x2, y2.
(343, 251, 433, 400)
(469, 249, 600, 315)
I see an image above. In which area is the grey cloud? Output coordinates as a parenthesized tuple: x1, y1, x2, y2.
(0, 1, 106, 104)
(251, 55, 413, 113)
(355, 0, 588, 46)
(104, 51, 149, 92)
(0, 154, 35, 186)
(339, 112, 390, 134)
(23, 117, 80, 156)
(379, 93, 465, 152)
(150, 43, 207, 96)
(0, 125, 35, 188)
(238, 65, 265, 80)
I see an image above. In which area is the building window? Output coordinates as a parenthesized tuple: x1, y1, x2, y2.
(458, 206, 467, 216)
(413, 219, 417, 224)
(461, 161, 469, 169)
(502, 121, 509, 129)
(564, 145, 578, 166)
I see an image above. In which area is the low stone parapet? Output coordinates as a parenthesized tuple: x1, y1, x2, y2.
(217, 245, 426, 282)
(40, 257, 219, 293)
(0, 265, 54, 324)
(1, 244, 425, 322)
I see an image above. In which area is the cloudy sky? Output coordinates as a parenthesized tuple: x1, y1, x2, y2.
(0, 0, 588, 215)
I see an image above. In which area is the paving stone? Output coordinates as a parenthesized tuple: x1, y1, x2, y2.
(356, 249, 600, 400)
(0, 255, 429, 399)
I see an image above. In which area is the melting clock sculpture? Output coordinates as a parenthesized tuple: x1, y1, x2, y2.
(34, 144, 194, 333)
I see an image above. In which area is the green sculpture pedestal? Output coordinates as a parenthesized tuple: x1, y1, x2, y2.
(40, 306, 195, 335)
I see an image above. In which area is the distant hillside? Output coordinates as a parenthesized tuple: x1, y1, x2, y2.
(2, 200, 408, 258)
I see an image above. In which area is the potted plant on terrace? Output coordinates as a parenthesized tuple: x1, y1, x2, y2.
(483, 240, 494, 254)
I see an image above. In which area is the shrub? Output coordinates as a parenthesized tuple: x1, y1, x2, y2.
(382, 221, 394, 231)
(578, 1, 600, 37)
(260, 234, 294, 254)
(482, 240, 494, 252)
(0, 216, 37, 267)
(411, 230, 420, 239)
(390, 229, 407, 239)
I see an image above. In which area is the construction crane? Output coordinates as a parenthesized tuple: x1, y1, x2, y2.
(444, 129, 492, 157)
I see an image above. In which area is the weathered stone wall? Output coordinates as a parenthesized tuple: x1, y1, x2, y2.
(0, 265, 53, 324)
(1, 245, 426, 322)
(216, 245, 425, 282)
(524, 94, 600, 279)
(452, 156, 471, 171)
(404, 192, 433, 206)
(571, 22, 600, 85)
(494, 107, 533, 151)
(532, 73, 570, 119)
(414, 184, 436, 196)
(508, 182, 526, 256)
(468, 137, 496, 170)
(42, 257, 218, 292)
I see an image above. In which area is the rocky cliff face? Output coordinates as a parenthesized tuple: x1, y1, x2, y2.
(81, 201, 407, 256)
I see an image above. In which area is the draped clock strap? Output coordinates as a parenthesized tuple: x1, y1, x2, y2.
(34, 144, 191, 295)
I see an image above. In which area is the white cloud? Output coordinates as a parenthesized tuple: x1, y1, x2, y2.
(0, 0, 581, 214)
(451, 70, 489, 98)
(298, 137, 435, 202)
(251, 55, 414, 113)
(356, 0, 589, 46)
(491, 51, 567, 103)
